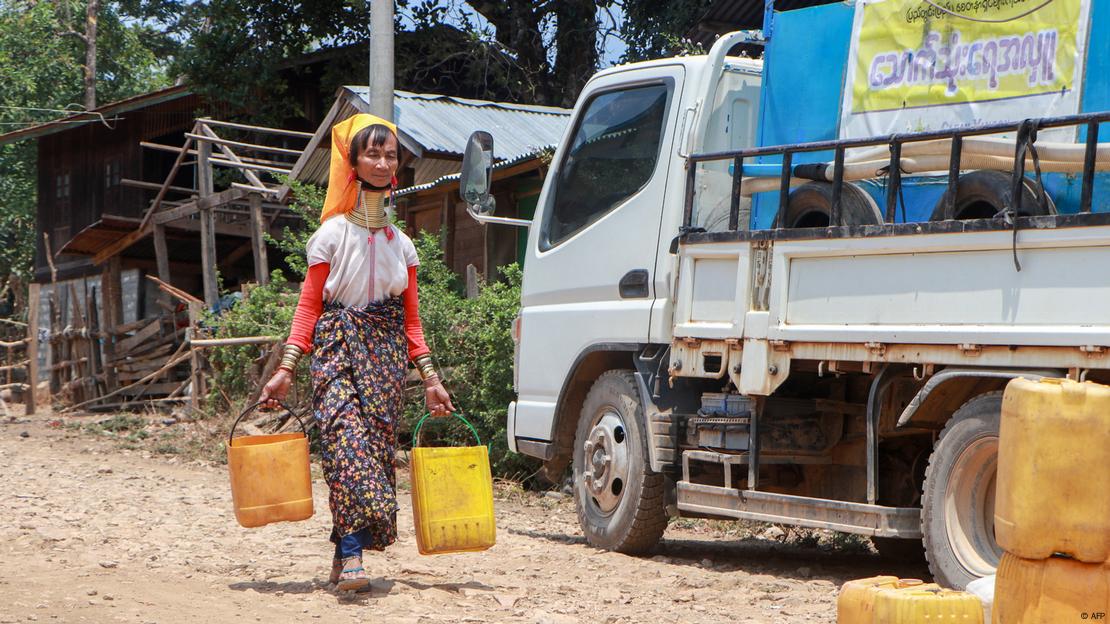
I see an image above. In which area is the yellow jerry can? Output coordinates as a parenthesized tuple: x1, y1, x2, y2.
(997, 377, 1110, 563)
(993, 552, 1110, 624)
(872, 584, 984, 623)
(227, 403, 314, 528)
(410, 413, 496, 555)
(837, 577, 928, 624)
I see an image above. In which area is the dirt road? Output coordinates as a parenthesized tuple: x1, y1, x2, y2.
(1, 410, 928, 623)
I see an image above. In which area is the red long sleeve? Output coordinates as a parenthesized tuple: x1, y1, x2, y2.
(287, 262, 330, 352)
(403, 265, 430, 360)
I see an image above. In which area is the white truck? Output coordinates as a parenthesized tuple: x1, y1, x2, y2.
(458, 0, 1110, 588)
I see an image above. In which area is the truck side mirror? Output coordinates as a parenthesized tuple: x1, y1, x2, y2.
(461, 131, 495, 216)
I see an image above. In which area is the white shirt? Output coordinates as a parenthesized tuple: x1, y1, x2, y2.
(305, 217, 419, 307)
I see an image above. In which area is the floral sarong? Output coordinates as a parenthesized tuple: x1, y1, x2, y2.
(310, 296, 406, 550)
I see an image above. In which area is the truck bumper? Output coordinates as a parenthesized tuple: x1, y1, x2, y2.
(506, 401, 518, 453)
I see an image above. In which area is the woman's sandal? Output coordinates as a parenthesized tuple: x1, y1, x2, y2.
(334, 556, 370, 592)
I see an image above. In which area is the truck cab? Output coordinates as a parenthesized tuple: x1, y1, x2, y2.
(460, 0, 1110, 589)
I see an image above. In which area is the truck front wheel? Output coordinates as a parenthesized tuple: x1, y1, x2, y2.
(573, 370, 667, 554)
(921, 392, 1004, 589)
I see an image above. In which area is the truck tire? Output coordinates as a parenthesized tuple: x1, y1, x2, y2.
(783, 181, 883, 228)
(573, 370, 667, 554)
(930, 170, 1055, 220)
(921, 392, 1004, 589)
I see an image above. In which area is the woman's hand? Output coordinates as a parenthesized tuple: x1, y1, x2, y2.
(424, 380, 455, 418)
(259, 369, 293, 409)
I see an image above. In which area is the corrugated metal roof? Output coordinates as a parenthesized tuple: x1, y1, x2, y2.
(0, 85, 192, 146)
(291, 88, 570, 187)
(394, 147, 551, 198)
(346, 87, 571, 161)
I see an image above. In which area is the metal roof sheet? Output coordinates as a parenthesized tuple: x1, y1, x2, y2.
(0, 85, 192, 146)
(345, 87, 571, 161)
(291, 88, 571, 187)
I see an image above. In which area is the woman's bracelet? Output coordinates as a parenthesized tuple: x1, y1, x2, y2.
(414, 354, 438, 383)
(278, 344, 304, 373)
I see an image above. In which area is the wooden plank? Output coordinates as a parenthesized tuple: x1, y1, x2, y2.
(112, 342, 174, 366)
(152, 187, 250, 224)
(198, 117, 315, 138)
(111, 317, 154, 336)
(249, 193, 269, 285)
(146, 275, 203, 305)
(115, 319, 162, 355)
(209, 158, 292, 175)
(25, 282, 39, 415)
(191, 336, 280, 347)
(196, 124, 268, 190)
(117, 381, 183, 397)
(183, 131, 303, 156)
(230, 183, 281, 195)
(119, 178, 196, 195)
(200, 206, 218, 308)
(91, 223, 150, 265)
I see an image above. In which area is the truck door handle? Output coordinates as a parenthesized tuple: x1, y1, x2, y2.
(619, 269, 650, 299)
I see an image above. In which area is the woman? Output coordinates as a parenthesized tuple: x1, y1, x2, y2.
(259, 113, 454, 592)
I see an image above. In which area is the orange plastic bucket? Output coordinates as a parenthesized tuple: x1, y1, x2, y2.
(227, 402, 314, 528)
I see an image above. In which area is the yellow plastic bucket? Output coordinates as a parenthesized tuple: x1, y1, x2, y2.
(227, 402, 314, 528)
(410, 413, 496, 555)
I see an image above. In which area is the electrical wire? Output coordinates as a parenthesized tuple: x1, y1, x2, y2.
(919, 0, 1056, 23)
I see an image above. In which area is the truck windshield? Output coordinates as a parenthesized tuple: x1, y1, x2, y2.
(542, 83, 669, 248)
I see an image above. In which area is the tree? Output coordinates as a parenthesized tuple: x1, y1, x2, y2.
(618, 0, 713, 63)
(0, 0, 171, 283)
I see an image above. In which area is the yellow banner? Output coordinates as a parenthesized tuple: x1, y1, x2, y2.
(851, 0, 1085, 113)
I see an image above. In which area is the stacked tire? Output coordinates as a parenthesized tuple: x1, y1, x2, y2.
(993, 378, 1110, 623)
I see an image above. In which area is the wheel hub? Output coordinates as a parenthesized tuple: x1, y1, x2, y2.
(581, 410, 630, 514)
(944, 436, 1002, 577)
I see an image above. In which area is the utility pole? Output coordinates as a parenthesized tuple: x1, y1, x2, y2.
(369, 0, 395, 123)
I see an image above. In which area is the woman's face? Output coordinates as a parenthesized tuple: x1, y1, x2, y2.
(355, 132, 399, 187)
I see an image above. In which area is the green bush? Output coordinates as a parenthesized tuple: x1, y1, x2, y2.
(205, 180, 538, 481)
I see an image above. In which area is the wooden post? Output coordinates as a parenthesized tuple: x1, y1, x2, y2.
(48, 295, 59, 395)
(197, 136, 213, 198)
(26, 283, 39, 415)
(198, 137, 219, 308)
(200, 206, 218, 308)
(249, 193, 269, 285)
(68, 284, 86, 404)
(101, 258, 122, 392)
(108, 256, 124, 333)
(187, 301, 205, 410)
(153, 222, 172, 288)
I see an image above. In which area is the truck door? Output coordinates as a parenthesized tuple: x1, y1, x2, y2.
(515, 65, 684, 441)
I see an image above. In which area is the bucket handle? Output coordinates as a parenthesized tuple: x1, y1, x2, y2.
(412, 412, 484, 449)
(228, 400, 308, 445)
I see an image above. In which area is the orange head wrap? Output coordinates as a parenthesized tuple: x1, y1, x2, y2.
(320, 113, 399, 223)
